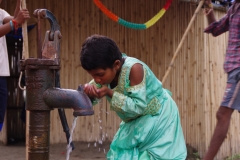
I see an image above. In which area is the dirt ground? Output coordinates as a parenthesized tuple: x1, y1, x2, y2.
(0, 140, 202, 160)
(0, 140, 110, 160)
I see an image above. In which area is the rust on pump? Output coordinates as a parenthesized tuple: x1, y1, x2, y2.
(20, 9, 94, 160)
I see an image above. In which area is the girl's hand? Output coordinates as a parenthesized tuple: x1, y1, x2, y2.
(84, 84, 99, 98)
(96, 86, 113, 98)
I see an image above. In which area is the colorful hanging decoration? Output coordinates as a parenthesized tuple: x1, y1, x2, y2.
(93, 0, 173, 30)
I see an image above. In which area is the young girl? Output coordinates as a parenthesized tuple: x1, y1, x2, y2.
(80, 34, 187, 160)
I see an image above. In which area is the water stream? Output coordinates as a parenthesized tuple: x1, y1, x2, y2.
(66, 116, 78, 160)
(66, 102, 111, 159)
(87, 104, 110, 155)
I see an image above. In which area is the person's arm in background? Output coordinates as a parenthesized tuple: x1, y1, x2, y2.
(0, 18, 12, 37)
(203, 0, 216, 25)
(204, 0, 230, 36)
(0, 0, 29, 37)
(14, 0, 21, 18)
(3, 0, 21, 23)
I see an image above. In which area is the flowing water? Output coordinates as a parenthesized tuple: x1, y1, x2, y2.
(87, 104, 110, 155)
(66, 101, 111, 159)
(66, 116, 78, 160)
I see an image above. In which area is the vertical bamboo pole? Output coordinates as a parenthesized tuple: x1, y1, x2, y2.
(21, 0, 29, 59)
(20, 0, 29, 159)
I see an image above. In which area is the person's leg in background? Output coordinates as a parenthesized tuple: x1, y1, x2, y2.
(203, 107, 233, 160)
(204, 68, 240, 160)
(0, 77, 7, 131)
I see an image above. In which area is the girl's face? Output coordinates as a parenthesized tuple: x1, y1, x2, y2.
(87, 60, 121, 85)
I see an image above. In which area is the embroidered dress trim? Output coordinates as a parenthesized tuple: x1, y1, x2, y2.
(143, 97, 161, 115)
(126, 68, 147, 92)
(110, 91, 126, 113)
(116, 67, 128, 93)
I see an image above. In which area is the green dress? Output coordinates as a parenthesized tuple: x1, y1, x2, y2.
(92, 54, 187, 160)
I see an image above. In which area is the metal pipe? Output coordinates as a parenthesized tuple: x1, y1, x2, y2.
(43, 87, 94, 116)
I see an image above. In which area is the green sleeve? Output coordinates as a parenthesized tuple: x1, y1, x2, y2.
(110, 74, 147, 118)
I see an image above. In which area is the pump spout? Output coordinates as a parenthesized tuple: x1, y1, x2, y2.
(43, 86, 94, 117)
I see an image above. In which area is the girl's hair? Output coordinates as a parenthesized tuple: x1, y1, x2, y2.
(80, 34, 122, 70)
